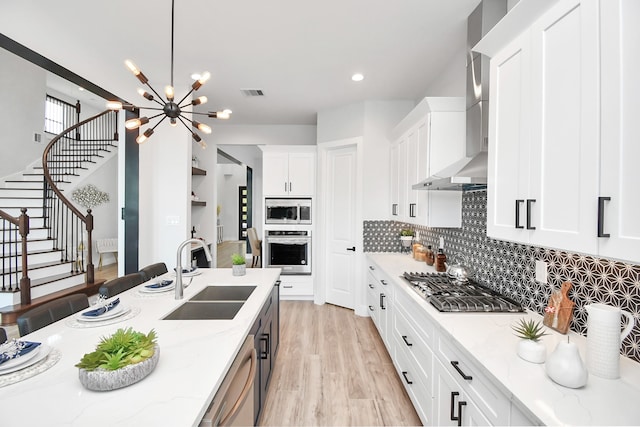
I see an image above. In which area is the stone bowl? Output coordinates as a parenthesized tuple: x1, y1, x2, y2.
(78, 345, 160, 391)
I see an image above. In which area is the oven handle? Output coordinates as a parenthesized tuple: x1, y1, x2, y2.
(265, 237, 310, 245)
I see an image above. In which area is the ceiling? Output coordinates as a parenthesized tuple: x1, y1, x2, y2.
(0, 0, 480, 126)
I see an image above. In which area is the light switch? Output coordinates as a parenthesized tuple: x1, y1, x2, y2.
(535, 260, 548, 284)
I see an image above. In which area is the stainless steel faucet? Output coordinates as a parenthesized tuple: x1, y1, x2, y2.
(175, 238, 212, 299)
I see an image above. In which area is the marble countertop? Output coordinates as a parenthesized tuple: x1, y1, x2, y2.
(367, 253, 640, 426)
(0, 268, 281, 427)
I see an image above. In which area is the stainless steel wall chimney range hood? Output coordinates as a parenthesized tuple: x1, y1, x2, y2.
(413, 0, 506, 191)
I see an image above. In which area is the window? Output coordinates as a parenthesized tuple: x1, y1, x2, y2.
(44, 95, 78, 135)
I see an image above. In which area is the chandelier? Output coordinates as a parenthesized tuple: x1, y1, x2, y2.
(106, 0, 231, 148)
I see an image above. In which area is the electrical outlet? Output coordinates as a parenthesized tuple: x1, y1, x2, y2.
(535, 260, 548, 284)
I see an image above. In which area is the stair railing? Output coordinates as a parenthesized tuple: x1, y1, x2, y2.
(0, 208, 31, 304)
(42, 109, 119, 286)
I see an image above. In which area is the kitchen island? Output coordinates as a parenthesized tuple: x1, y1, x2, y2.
(0, 268, 281, 427)
(367, 253, 640, 426)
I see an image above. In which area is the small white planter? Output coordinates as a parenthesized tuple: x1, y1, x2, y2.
(400, 235, 413, 248)
(78, 345, 160, 391)
(232, 264, 246, 276)
(517, 339, 546, 364)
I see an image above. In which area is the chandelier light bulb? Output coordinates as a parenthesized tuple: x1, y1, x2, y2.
(192, 96, 208, 106)
(106, 101, 123, 110)
(137, 88, 154, 101)
(136, 128, 154, 144)
(217, 110, 231, 119)
(193, 121, 212, 134)
(170, 118, 178, 127)
(165, 85, 175, 101)
(198, 72, 210, 84)
(125, 117, 149, 130)
(125, 60, 140, 76)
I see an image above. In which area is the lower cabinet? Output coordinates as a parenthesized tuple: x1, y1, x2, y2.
(251, 281, 280, 425)
(279, 275, 313, 299)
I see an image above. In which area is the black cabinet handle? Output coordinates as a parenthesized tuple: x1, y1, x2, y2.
(409, 203, 416, 218)
(369, 265, 375, 271)
(283, 285, 293, 289)
(402, 335, 413, 347)
(368, 305, 374, 311)
(380, 294, 386, 310)
(451, 361, 473, 380)
(275, 280, 281, 286)
(284, 182, 287, 193)
(368, 284, 374, 289)
(392, 204, 398, 216)
(289, 182, 292, 193)
(381, 279, 388, 286)
(598, 196, 611, 237)
(346, 246, 356, 251)
(401, 371, 413, 385)
(526, 199, 536, 230)
(457, 401, 467, 426)
(450, 391, 459, 421)
(260, 336, 269, 359)
(515, 199, 524, 229)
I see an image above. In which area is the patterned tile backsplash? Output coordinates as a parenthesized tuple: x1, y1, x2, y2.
(364, 190, 640, 364)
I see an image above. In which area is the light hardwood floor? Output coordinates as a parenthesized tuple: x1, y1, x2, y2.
(217, 240, 246, 268)
(259, 301, 422, 426)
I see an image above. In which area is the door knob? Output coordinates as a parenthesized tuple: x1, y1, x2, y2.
(346, 246, 356, 251)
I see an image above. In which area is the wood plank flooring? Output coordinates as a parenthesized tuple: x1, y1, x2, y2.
(217, 240, 246, 268)
(259, 301, 422, 426)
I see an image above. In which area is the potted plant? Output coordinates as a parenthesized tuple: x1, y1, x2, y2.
(231, 253, 246, 276)
(75, 328, 159, 391)
(512, 318, 548, 363)
(399, 229, 414, 251)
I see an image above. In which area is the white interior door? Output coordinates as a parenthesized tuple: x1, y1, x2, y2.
(324, 144, 358, 309)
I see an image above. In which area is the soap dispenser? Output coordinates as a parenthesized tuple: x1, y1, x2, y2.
(425, 245, 435, 266)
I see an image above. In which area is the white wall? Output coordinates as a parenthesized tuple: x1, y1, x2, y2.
(138, 124, 191, 270)
(210, 124, 317, 146)
(316, 102, 365, 144)
(0, 48, 47, 178)
(421, 46, 467, 97)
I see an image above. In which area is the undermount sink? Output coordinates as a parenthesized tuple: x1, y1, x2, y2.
(162, 285, 256, 320)
(162, 301, 245, 320)
(190, 285, 256, 302)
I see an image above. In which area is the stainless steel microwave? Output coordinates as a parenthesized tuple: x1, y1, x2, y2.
(265, 198, 311, 224)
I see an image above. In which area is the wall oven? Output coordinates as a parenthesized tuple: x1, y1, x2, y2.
(265, 198, 311, 224)
(264, 230, 311, 275)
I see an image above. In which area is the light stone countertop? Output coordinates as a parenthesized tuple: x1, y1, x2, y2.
(0, 267, 281, 427)
(367, 252, 640, 426)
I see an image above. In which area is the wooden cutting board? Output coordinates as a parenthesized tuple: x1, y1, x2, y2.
(543, 281, 575, 334)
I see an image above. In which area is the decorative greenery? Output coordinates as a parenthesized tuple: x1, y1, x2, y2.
(231, 253, 246, 265)
(400, 229, 415, 237)
(71, 184, 110, 209)
(75, 328, 157, 371)
(512, 318, 548, 342)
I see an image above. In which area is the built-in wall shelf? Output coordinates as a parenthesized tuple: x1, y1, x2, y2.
(192, 166, 207, 176)
(192, 201, 206, 207)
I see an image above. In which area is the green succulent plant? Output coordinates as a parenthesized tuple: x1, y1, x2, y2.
(400, 229, 415, 237)
(75, 327, 157, 371)
(231, 253, 246, 265)
(511, 318, 548, 342)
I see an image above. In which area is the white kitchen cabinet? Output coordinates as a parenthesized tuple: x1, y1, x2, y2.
(598, 0, 640, 262)
(366, 263, 393, 353)
(487, 0, 601, 254)
(262, 148, 316, 197)
(278, 275, 313, 300)
(389, 98, 464, 227)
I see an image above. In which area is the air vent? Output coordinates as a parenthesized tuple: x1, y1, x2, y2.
(240, 88, 265, 97)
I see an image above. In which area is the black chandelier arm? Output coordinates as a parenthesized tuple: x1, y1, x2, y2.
(150, 115, 169, 131)
(133, 106, 168, 113)
(176, 87, 196, 107)
(177, 115, 195, 133)
(143, 82, 166, 104)
(190, 111, 213, 117)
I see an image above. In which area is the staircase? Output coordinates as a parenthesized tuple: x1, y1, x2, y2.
(0, 110, 119, 321)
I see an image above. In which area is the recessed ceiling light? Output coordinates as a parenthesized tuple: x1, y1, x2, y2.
(352, 73, 364, 82)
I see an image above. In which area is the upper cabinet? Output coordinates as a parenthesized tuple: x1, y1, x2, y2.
(487, 0, 640, 264)
(262, 147, 316, 197)
(389, 97, 465, 227)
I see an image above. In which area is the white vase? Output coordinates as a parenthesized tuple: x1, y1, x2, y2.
(232, 264, 246, 276)
(517, 339, 546, 364)
(586, 303, 635, 379)
(546, 340, 588, 388)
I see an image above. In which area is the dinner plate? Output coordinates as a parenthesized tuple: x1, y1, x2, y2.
(0, 342, 41, 372)
(0, 345, 50, 375)
(139, 283, 176, 294)
(77, 305, 130, 322)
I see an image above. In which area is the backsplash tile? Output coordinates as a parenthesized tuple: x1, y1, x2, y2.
(363, 190, 640, 364)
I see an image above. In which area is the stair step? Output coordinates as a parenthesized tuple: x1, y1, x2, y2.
(1, 238, 54, 252)
(1, 249, 63, 265)
(55, 153, 105, 159)
(4, 181, 44, 189)
(0, 197, 43, 207)
(0, 188, 44, 198)
(1, 260, 75, 280)
(0, 207, 44, 217)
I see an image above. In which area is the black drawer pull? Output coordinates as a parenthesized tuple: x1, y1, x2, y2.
(380, 294, 386, 310)
(409, 203, 416, 218)
(380, 279, 388, 286)
(368, 284, 374, 289)
(457, 401, 467, 426)
(368, 305, 374, 311)
(283, 285, 293, 289)
(392, 204, 398, 216)
(402, 335, 413, 347)
(260, 336, 269, 359)
(515, 199, 524, 229)
(450, 391, 459, 421)
(526, 199, 536, 230)
(451, 361, 472, 381)
(401, 371, 413, 385)
(346, 246, 356, 251)
(598, 196, 611, 237)
(369, 265, 375, 271)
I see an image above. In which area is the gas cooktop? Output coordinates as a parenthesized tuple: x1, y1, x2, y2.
(402, 272, 524, 313)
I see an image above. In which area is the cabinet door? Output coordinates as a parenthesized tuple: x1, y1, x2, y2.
(527, 0, 600, 252)
(599, 0, 640, 263)
(406, 129, 420, 221)
(390, 143, 400, 218)
(487, 31, 532, 243)
(263, 152, 290, 196)
(287, 152, 316, 196)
